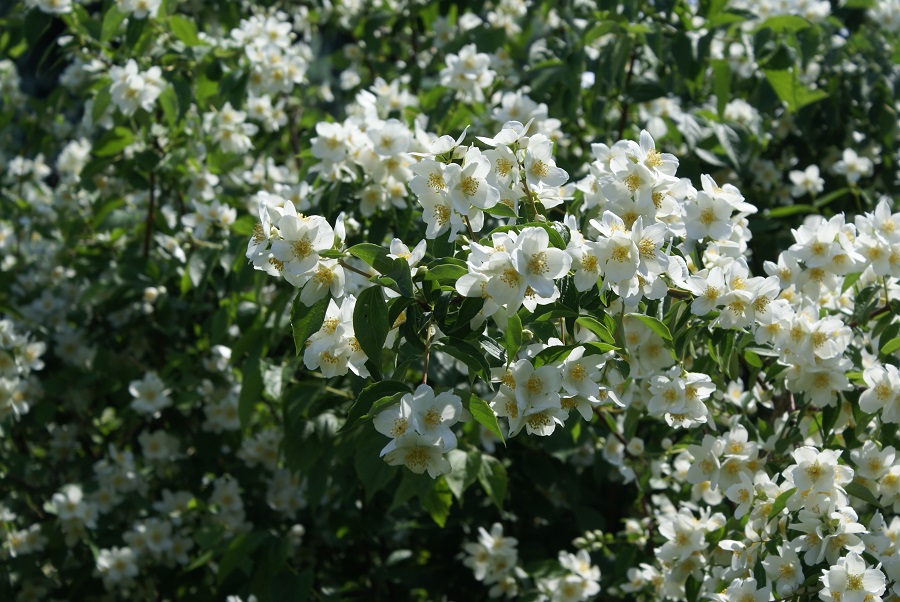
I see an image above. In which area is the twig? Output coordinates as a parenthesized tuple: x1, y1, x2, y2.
(143, 171, 156, 258)
(848, 304, 890, 328)
(616, 47, 638, 141)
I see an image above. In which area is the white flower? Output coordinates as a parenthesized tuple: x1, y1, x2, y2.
(789, 165, 825, 197)
(524, 134, 568, 189)
(407, 384, 462, 452)
(382, 432, 451, 478)
(819, 551, 885, 602)
(511, 226, 571, 298)
(860, 364, 900, 423)
(96, 547, 139, 588)
(129, 371, 172, 415)
(762, 546, 805, 596)
(833, 148, 873, 183)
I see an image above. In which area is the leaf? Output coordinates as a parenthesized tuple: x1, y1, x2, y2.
(92, 85, 112, 122)
(711, 60, 730, 117)
(763, 69, 828, 113)
(217, 532, 267, 584)
(384, 257, 414, 298)
(420, 478, 453, 527)
(159, 85, 178, 126)
(766, 204, 816, 218)
(484, 202, 518, 218)
(627, 313, 672, 341)
(125, 14, 147, 46)
(100, 7, 126, 42)
(435, 338, 492, 382)
(341, 380, 410, 433)
(348, 243, 393, 274)
(814, 187, 851, 208)
(444, 449, 481, 501)
(354, 430, 399, 501)
(170, 14, 200, 46)
(841, 272, 862, 293)
(290, 289, 329, 357)
(504, 313, 523, 362)
(845, 481, 881, 508)
(93, 127, 134, 157)
(754, 15, 810, 33)
(186, 251, 206, 288)
(238, 350, 262, 429)
(353, 286, 389, 379)
(533, 345, 576, 368)
(463, 394, 505, 445)
(575, 316, 616, 345)
(881, 337, 900, 356)
(424, 262, 468, 286)
(767, 487, 796, 521)
(478, 454, 508, 509)
(743, 349, 762, 368)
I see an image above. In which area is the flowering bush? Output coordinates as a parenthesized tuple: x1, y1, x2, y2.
(2, 0, 900, 601)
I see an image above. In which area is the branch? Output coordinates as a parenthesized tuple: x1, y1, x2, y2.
(142, 171, 156, 259)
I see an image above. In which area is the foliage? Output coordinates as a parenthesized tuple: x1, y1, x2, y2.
(1, 0, 900, 601)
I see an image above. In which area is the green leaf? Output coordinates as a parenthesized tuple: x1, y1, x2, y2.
(341, 380, 410, 433)
(348, 243, 393, 274)
(484, 202, 518, 218)
(92, 85, 112, 122)
(504, 313, 523, 362)
(841, 272, 862, 293)
(125, 14, 147, 46)
(445, 449, 481, 501)
(766, 204, 816, 218)
(93, 127, 134, 157)
(463, 394, 504, 445)
(384, 257, 414, 298)
(743, 349, 762, 368)
(754, 15, 810, 33)
(24, 10, 51, 43)
(627, 313, 672, 341)
(881, 338, 900, 356)
(186, 251, 207, 288)
(424, 262, 468, 286)
(421, 478, 453, 527)
(767, 487, 796, 521)
(575, 316, 616, 345)
(170, 14, 200, 46)
(763, 69, 828, 113)
(712, 60, 731, 117)
(435, 338, 492, 382)
(353, 286, 390, 379)
(217, 532, 267, 584)
(845, 481, 881, 508)
(814, 187, 851, 209)
(238, 350, 263, 429)
(159, 85, 178, 126)
(354, 429, 399, 501)
(478, 454, 508, 509)
(290, 289, 329, 357)
(100, 7, 126, 42)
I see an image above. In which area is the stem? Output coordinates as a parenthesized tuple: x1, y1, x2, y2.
(423, 318, 434, 384)
(617, 46, 638, 141)
(143, 171, 156, 258)
(339, 259, 374, 279)
(848, 304, 891, 328)
(463, 216, 476, 241)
